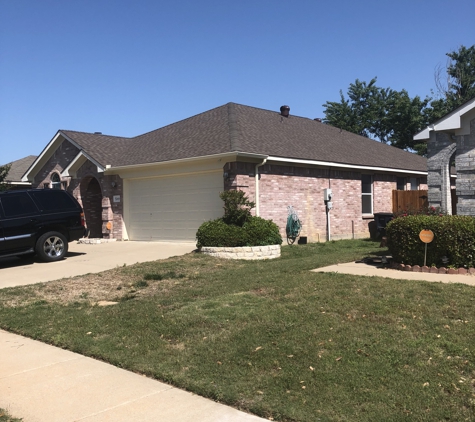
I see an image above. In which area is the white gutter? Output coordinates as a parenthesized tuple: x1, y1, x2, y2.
(267, 156, 427, 175)
(255, 158, 267, 217)
(104, 151, 268, 173)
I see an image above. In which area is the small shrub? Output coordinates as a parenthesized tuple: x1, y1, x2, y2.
(242, 216, 282, 246)
(386, 215, 475, 267)
(196, 190, 282, 248)
(196, 216, 282, 248)
(220, 190, 255, 226)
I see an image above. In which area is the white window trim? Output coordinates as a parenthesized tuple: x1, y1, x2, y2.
(362, 174, 373, 215)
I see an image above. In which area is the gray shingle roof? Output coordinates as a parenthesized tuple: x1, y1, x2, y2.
(62, 103, 427, 172)
(3, 155, 37, 182)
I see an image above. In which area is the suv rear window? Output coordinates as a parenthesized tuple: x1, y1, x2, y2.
(0, 192, 38, 217)
(30, 190, 79, 212)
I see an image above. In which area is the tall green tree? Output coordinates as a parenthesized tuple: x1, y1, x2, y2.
(0, 164, 12, 191)
(432, 44, 475, 119)
(322, 45, 475, 156)
(323, 78, 430, 155)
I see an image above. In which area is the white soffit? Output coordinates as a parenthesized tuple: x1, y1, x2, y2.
(62, 151, 105, 177)
(267, 156, 427, 175)
(414, 97, 475, 141)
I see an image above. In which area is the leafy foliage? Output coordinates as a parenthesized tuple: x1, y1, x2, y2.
(433, 44, 475, 115)
(196, 216, 282, 248)
(386, 215, 475, 268)
(323, 78, 431, 155)
(0, 164, 12, 191)
(196, 190, 282, 247)
(323, 44, 475, 156)
(220, 190, 255, 226)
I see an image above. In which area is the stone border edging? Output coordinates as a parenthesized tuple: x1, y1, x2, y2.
(77, 238, 117, 244)
(200, 245, 281, 260)
(390, 262, 475, 276)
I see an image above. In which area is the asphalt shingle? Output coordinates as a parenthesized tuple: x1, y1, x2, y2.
(60, 103, 427, 172)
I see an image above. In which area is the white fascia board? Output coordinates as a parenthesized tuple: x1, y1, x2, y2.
(267, 156, 427, 175)
(61, 151, 105, 177)
(413, 97, 475, 140)
(22, 131, 63, 181)
(104, 152, 268, 173)
(22, 130, 87, 181)
(413, 127, 431, 141)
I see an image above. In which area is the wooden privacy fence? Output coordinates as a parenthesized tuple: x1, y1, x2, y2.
(392, 190, 428, 214)
(392, 189, 458, 215)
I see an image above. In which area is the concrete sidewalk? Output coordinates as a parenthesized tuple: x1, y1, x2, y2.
(0, 241, 196, 288)
(313, 261, 475, 286)
(0, 330, 267, 422)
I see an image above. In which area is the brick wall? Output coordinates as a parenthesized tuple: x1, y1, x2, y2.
(33, 139, 125, 240)
(34, 140, 80, 189)
(224, 162, 402, 242)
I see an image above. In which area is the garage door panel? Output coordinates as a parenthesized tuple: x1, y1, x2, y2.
(128, 172, 223, 241)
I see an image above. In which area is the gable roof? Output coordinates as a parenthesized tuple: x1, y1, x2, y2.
(414, 96, 475, 141)
(31, 103, 428, 177)
(3, 155, 37, 183)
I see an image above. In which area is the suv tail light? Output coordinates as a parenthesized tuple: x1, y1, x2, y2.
(80, 212, 85, 227)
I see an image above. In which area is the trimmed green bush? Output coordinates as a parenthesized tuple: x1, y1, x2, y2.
(386, 215, 475, 268)
(196, 190, 282, 248)
(220, 190, 255, 226)
(196, 216, 282, 248)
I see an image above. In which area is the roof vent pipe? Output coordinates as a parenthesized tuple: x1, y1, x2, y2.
(280, 105, 290, 117)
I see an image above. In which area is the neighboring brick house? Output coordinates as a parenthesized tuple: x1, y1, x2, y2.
(2, 155, 36, 190)
(23, 103, 428, 242)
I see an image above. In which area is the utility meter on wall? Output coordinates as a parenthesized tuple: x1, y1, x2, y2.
(323, 188, 332, 202)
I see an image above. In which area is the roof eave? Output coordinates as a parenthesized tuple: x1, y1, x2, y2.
(267, 156, 427, 175)
(62, 151, 106, 178)
(413, 96, 475, 141)
(103, 151, 269, 173)
(22, 131, 85, 182)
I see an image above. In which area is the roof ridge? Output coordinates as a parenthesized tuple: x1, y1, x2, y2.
(227, 103, 241, 151)
(60, 129, 130, 139)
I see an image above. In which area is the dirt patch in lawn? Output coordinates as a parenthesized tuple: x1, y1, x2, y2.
(2, 267, 189, 307)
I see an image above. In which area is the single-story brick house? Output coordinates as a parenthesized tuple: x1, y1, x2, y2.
(2, 155, 36, 190)
(22, 103, 428, 242)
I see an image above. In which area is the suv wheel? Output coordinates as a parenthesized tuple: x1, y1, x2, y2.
(36, 232, 68, 262)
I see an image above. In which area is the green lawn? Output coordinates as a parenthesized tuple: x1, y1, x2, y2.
(1, 239, 474, 421)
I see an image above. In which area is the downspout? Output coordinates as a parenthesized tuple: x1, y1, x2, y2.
(255, 158, 267, 217)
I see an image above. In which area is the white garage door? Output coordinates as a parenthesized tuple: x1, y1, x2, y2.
(127, 172, 224, 241)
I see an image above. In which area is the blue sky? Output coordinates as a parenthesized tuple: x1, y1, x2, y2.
(1, 0, 474, 164)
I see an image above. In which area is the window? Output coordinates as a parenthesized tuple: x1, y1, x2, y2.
(410, 177, 418, 190)
(30, 190, 78, 212)
(51, 173, 61, 190)
(396, 177, 405, 190)
(361, 174, 373, 214)
(0, 192, 38, 218)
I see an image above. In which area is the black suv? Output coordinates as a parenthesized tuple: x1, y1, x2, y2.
(0, 189, 86, 262)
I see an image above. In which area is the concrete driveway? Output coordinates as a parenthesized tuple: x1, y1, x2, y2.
(0, 241, 196, 289)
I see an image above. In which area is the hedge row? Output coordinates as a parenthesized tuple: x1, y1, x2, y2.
(386, 215, 475, 268)
(196, 216, 283, 248)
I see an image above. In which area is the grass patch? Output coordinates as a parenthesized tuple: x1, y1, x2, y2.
(1, 239, 474, 421)
(0, 409, 22, 422)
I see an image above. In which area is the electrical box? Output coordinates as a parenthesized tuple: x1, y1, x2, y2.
(323, 188, 332, 201)
(327, 201, 333, 210)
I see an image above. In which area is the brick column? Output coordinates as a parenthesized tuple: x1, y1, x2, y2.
(455, 118, 475, 216)
(427, 132, 455, 214)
